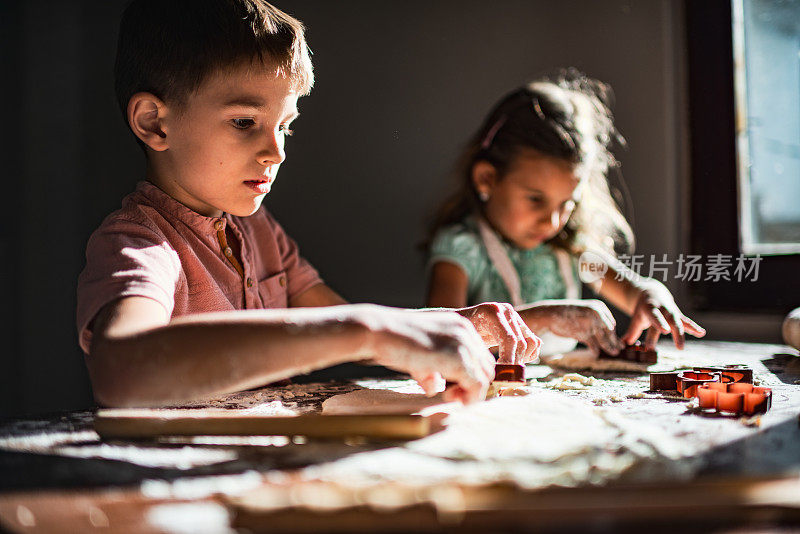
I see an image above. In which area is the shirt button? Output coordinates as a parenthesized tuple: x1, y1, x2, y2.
(279, 276, 286, 287)
(214, 220, 225, 231)
(224, 247, 233, 257)
(246, 277, 253, 288)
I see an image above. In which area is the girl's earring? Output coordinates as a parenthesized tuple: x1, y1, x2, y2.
(479, 191, 490, 202)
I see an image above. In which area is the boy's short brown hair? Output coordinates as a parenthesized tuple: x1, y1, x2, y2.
(114, 0, 313, 117)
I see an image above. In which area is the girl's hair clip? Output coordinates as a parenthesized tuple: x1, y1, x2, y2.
(480, 114, 507, 150)
(480, 93, 546, 151)
(531, 95, 546, 121)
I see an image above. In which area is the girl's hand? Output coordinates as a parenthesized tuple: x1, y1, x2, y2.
(357, 306, 496, 403)
(540, 300, 624, 355)
(622, 282, 706, 350)
(454, 302, 542, 364)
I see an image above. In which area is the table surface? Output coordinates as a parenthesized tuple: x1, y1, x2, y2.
(1, 340, 799, 533)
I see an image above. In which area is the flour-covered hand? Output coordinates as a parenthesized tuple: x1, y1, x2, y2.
(357, 306, 496, 403)
(542, 300, 624, 355)
(455, 302, 541, 364)
(622, 282, 706, 350)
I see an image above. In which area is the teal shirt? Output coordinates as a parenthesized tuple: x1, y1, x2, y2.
(429, 216, 580, 306)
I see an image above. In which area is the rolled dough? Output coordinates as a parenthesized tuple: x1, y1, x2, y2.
(321, 389, 458, 416)
(546, 373, 597, 390)
(540, 348, 649, 373)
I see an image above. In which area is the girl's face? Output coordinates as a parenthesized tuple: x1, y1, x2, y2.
(473, 148, 580, 250)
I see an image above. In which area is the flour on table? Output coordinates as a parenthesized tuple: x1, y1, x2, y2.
(486, 381, 534, 398)
(321, 389, 458, 416)
(496, 386, 532, 396)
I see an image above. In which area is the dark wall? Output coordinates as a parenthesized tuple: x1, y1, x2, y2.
(273, 0, 686, 305)
(1, 0, 692, 417)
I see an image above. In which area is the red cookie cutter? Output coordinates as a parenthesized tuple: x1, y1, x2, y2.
(650, 370, 720, 396)
(676, 371, 720, 398)
(649, 365, 771, 416)
(692, 365, 754, 384)
(696, 382, 772, 415)
(494, 364, 525, 383)
(599, 341, 658, 364)
(649, 365, 754, 395)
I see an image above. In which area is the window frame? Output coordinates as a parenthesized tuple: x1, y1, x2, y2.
(686, 0, 799, 314)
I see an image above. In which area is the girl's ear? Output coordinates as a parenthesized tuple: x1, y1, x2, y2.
(127, 92, 169, 152)
(471, 161, 498, 199)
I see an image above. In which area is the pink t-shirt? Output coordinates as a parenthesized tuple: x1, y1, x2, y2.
(76, 181, 323, 353)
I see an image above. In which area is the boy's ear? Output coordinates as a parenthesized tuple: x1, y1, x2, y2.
(471, 161, 498, 198)
(127, 92, 169, 152)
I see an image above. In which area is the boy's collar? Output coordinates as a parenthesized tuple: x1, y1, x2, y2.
(136, 180, 229, 232)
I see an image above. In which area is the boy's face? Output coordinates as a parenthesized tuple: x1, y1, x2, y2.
(153, 63, 299, 218)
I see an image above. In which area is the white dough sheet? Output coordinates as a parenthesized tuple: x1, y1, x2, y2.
(302, 390, 697, 490)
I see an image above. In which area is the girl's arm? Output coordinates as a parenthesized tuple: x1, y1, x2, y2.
(593, 258, 706, 350)
(427, 262, 469, 308)
(515, 299, 623, 355)
(429, 261, 624, 355)
(87, 296, 495, 408)
(426, 262, 547, 362)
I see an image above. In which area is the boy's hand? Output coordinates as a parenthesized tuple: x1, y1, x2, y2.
(356, 306, 496, 403)
(543, 300, 624, 355)
(622, 282, 706, 350)
(454, 303, 541, 364)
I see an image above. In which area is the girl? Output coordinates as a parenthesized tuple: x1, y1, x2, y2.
(426, 71, 705, 355)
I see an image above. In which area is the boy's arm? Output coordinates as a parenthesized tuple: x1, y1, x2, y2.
(87, 296, 495, 408)
(291, 269, 540, 364)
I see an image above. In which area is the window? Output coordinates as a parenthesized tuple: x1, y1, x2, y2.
(686, 0, 799, 313)
(733, 0, 800, 254)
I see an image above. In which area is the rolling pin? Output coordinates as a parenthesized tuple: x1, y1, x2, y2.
(94, 409, 432, 440)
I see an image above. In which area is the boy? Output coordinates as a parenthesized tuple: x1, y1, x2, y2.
(77, 0, 539, 408)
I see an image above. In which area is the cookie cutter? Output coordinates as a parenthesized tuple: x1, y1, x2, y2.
(494, 364, 525, 383)
(599, 341, 658, 364)
(693, 365, 754, 384)
(675, 371, 721, 398)
(649, 364, 771, 415)
(649, 365, 753, 395)
(487, 364, 526, 398)
(650, 370, 718, 394)
(696, 382, 772, 415)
